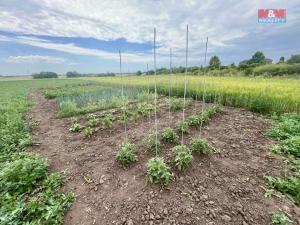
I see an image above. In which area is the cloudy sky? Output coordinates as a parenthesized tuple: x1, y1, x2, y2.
(0, 0, 300, 75)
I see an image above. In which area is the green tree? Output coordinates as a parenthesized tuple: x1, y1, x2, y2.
(136, 70, 142, 76)
(209, 56, 221, 69)
(66, 71, 81, 78)
(279, 56, 285, 63)
(230, 62, 236, 68)
(249, 51, 266, 65)
(286, 54, 300, 64)
(32, 72, 58, 79)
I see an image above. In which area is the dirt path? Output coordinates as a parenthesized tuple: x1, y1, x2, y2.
(26, 91, 300, 225)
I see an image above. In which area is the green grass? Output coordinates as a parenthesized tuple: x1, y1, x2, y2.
(0, 79, 81, 225)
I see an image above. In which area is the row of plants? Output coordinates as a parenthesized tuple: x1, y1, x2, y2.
(45, 82, 157, 118)
(176, 105, 222, 133)
(266, 113, 300, 225)
(68, 102, 156, 137)
(68, 96, 197, 137)
(116, 104, 222, 185)
(0, 79, 83, 225)
(116, 128, 216, 185)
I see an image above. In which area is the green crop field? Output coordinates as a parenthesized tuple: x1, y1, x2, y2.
(88, 75, 300, 115)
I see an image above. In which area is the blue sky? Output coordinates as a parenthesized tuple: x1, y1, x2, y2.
(0, 0, 300, 76)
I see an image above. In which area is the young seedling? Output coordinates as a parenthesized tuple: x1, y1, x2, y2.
(147, 157, 172, 185)
(176, 121, 189, 133)
(144, 130, 160, 152)
(120, 106, 129, 124)
(116, 142, 137, 166)
(69, 117, 82, 132)
(271, 212, 291, 225)
(131, 110, 141, 123)
(172, 145, 193, 171)
(84, 127, 93, 138)
(187, 115, 201, 126)
(137, 103, 154, 117)
(162, 127, 178, 143)
(169, 98, 184, 111)
(102, 113, 115, 129)
(87, 113, 98, 127)
(189, 138, 215, 154)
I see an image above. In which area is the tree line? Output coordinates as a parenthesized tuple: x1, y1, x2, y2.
(136, 52, 300, 76)
(32, 71, 116, 79)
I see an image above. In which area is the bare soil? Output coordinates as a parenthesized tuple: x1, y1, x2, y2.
(26, 91, 300, 225)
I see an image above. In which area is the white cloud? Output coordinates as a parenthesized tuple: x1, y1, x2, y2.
(0, 0, 299, 66)
(1, 35, 156, 63)
(6, 55, 66, 64)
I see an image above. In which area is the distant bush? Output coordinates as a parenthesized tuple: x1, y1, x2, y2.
(32, 72, 58, 79)
(66, 71, 81, 78)
(253, 63, 300, 76)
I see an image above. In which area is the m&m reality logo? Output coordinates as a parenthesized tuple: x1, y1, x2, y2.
(258, 9, 286, 23)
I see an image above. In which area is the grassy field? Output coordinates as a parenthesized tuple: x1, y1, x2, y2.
(88, 75, 300, 115)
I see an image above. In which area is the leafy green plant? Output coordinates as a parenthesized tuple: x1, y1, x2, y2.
(267, 114, 300, 140)
(102, 113, 115, 128)
(131, 110, 141, 122)
(265, 175, 300, 205)
(168, 98, 193, 111)
(87, 113, 98, 127)
(189, 138, 215, 154)
(116, 142, 137, 166)
(84, 127, 93, 138)
(120, 106, 129, 124)
(271, 212, 291, 225)
(187, 115, 201, 126)
(277, 136, 300, 158)
(169, 98, 184, 111)
(137, 103, 154, 117)
(176, 121, 189, 133)
(147, 157, 172, 185)
(172, 145, 193, 171)
(0, 154, 48, 195)
(69, 117, 82, 132)
(144, 130, 160, 152)
(162, 128, 178, 143)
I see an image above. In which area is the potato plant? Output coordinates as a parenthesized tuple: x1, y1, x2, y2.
(137, 103, 154, 117)
(120, 106, 130, 124)
(162, 128, 178, 143)
(176, 121, 189, 133)
(102, 113, 115, 129)
(271, 212, 291, 225)
(144, 130, 160, 152)
(84, 127, 93, 138)
(169, 98, 184, 111)
(174, 148, 193, 171)
(69, 117, 82, 132)
(147, 157, 172, 185)
(116, 142, 137, 166)
(189, 138, 215, 154)
(87, 113, 98, 127)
